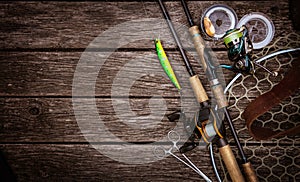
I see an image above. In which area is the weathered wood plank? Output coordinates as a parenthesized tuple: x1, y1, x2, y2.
(0, 51, 235, 97)
(0, 98, 298, 144)
(0, 97, 223, 143)
(0, 1, 292, 49)
(0, 144, 215, 182)
(1, 51, 286, 97)
(0, 144, 298, 181)
(0, 1, 298, 182)
(0, 97, 177, 143)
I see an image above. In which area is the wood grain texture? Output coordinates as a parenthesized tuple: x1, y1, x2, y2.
(0, 144, 218, 181)
(0, 51, 235, 97)
(0, 51, 279, 97)
(0, 1, 299, 181)
(0, 1, 292, 49)
(0, 97, 298, 144)
(0, 144, 298, 182)
(0, 97, 247, 143)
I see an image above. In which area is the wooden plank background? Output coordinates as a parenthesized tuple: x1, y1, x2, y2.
(0, 1, 299, 181)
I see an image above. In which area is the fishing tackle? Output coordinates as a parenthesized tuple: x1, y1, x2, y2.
(178, 108, 225, 152)
(165, 110, 224, 182)
(180, 1, 259, 181)
(224, 48, 300, 94)
(167, 105, 225, 153)
(200, 7, 276, 76)
(222, 26, 277, 76)
(158, 1, 248, 181)
(155, 39, 181, 90)
(155, 38, 208, 153)
(222, 26, 255, 74)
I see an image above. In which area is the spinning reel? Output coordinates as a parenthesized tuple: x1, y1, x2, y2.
(221, 26, 255, 74)
(221, 26, 277, 76)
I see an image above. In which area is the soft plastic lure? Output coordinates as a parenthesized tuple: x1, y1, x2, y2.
(155, 39, 181, 90)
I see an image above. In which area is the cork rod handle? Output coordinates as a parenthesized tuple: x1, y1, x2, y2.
(189, 75, 209, 103)
(243, 162, 259, 182)
(189, 25, 228, 109)
(189, 26, 207, 71)
(219, 144, 245, 182)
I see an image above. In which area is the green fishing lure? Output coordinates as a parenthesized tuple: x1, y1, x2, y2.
(155, 39, 181, 90)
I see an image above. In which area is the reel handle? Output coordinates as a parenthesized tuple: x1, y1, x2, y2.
(242, 162, 259, 182)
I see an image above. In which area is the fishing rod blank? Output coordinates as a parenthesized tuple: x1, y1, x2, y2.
(180, 1, 258, 182)
(157, 1, 245, 181)
(157, 0, 208, 105)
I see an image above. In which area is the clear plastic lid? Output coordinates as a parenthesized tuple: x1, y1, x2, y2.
(201, 4, 238, 39)
(237, 12, 275, 49)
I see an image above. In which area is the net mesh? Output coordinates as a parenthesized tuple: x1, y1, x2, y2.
(225, 33, 300, 181)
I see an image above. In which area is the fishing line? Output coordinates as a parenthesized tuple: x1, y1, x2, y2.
(182, 153, 212, 182)
(218, 152, 228, 182)
(208, 143, 222, 182)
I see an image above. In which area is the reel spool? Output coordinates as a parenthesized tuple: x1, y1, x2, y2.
(193, 108, 224, 144)
(201, 4, 238, 39)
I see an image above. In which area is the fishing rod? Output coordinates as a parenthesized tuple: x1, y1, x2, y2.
(157, 1, 245, 181)
(180, 0, 258, 181)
